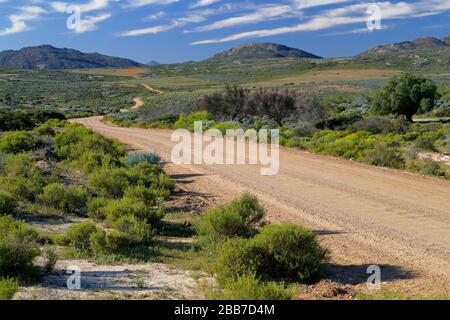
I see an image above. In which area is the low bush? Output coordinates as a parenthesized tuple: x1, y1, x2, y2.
(112, 214, 154, 244)
(208, 274, 293, 300)
(89, 229, 131, 255)
(0, 176, 44, 202)
(363, 144, 405, 169)
(173, 112, 215, 131)
(0, 192, 16, 215)
(87, 168, 130, 198)
(0, 216, 39, 279)
(215, 238, 272, 285)
(0, 277, 19, 300)
(351, 117, 409, 134)
(87, 197, 109, 220)
(0, 131, 35, 154)
(198, 193, 266, 241)
(126, 152, 161, 167)
(216, 224, 328, 284)
(64, 221, 98, 254)
(102, 198, 165, 227)
(39, 183, 88, 215)
(123, 185, 169, 206)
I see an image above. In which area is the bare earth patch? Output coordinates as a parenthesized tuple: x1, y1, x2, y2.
(14, 260, 213, 300)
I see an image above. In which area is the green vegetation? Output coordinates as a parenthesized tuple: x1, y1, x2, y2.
(196, 193, 327, 299)
(215, 224, 328, 285)
(357, 289, 450, 300)
(372, 73, 439, 121)
(0, 277, 19, 300)
(207, 274, 294, 300)
(198, 192, 266, 241)
(0, 216, 40, 280)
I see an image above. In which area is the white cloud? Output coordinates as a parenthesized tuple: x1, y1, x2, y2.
(123, 0, 179, 9)
(51, 0, 115, 13)
(0, 6, 46, 36)
(192, 0, 450, 45)
(119, 12, 207, 36)
(73, 12, 112, 33)
(190, 0, 220, 9)
(192, 5, 298, 32)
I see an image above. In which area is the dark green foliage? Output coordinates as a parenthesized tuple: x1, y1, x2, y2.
(0, 277, 19, 300)
(209, 274, 293, 300)
(0, 131, 35, 153)
(372, 73, 438, 121)
(39, 183, 88, 215)
(89, 230, 131, 255)
(0, 216, 39, 279)
(0, 153, 46, 201)
(363, 144, 405, 169)
(198, 192, 266, 241)
(64, 221, 98, 254)
(216, 224, 328, 284)
(54, 124, 125, 172)
(87, 168, 130, 198)
(0, 110, 66, 132)
(87, 197, 109, 220)
(0, 192, 16, 216)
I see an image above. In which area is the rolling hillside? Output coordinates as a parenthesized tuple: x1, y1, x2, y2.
(0, 45, 142, 69)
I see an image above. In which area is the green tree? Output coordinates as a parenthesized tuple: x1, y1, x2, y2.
(372, 73, 438, 121)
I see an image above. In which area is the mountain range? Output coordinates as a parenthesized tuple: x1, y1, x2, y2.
(0, 34, 449, 70)
(0, 45, 142, 69)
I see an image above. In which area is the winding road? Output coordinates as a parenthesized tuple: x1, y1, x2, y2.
(73, 116, 450, 295)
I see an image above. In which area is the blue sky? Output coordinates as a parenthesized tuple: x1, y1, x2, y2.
(0, 0, 449, 64)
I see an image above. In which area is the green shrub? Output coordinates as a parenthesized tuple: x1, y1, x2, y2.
(0, 153, 45, 201)
(39, 183, 88, 215)
(87, 168, 130, 198)
(112, 214, 154, 244)
(0, 216, 39, 279)
(216, 224, 328, 284)
(102, 198, 165, 227)
(42, 248, 57, 272)
(254, 224, 328, 282)
(0, 131, 34, 153)
(363, 144, 405, 169)
(198, 193, 265, 241)
(123, 185, 168, 206)
(87, 197, 109, 220)
(209, 274, 293, 300)
(54, 124, 125, 171)
(90, 230, 131, 255)
(0, 176, 43, 202)
(216, 238, 272, 285)
(0, 192, 16, 216)
(173, 112, 215, 131)
(0, 278, 19, 300)
(64, 221, 98, 254)
(126, 152, 161, 167)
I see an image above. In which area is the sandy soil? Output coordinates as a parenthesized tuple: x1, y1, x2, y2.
(141, 83, 164, 94)
(14, 260, 211, 300)
(418, 152, 450, 166)
(72, 116, 450, 296)
(120, 97, 145, 113)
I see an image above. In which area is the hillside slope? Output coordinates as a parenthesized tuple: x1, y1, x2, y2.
(0, 45, 142, 69)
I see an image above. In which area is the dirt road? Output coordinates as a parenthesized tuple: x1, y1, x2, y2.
(73, 116, 450, 295)
(120, 97, 145, 113)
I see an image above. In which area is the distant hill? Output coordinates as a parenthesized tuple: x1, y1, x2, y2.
(443, 35, 450, 45)
(206, 42, 322, 62)
(360, 36, 449, 56)
(147, 60, 160, 66)
(0, 45, 142, 69)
